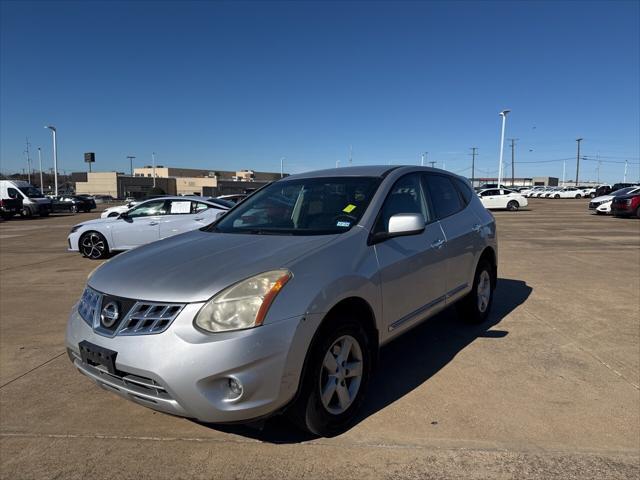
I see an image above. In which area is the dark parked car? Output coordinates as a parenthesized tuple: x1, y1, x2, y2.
(54, 195, 96, 213)
(0, 196, 23, 219)
(611, 193, 640, 218)
(596, 183, 639, 197)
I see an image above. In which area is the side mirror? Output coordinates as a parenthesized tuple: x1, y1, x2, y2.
(118, 211, 128, 219)
(370, 213, 425, 244)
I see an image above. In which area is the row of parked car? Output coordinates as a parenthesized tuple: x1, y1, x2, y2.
(0, 180, 99, 219)
(588, 185, 640, 217)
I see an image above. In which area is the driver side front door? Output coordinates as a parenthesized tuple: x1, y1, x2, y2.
(110, 199, 165, 249)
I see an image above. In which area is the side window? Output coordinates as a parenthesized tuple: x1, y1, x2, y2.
(193, 202, 210, 213)
(481, 189, 499, 197)
(7, 188, 20, 199)
(127, 200, 167, 218)
(453, 178, 473, 205)
(166, 199, 192, 215)
(374, 174, 428, 233)
(424, 175, 464, 219)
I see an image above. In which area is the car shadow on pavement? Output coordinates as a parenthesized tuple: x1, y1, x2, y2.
(198, 278, 532, 443)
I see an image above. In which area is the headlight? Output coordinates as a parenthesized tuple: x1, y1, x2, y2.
(194, 270, 292, 333)
(70, 225, 83, 234)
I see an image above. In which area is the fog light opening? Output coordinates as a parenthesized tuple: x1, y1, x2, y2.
(227, 377, 243, 398)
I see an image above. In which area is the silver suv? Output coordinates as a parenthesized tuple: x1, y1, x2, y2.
(66, 166, 497, 436)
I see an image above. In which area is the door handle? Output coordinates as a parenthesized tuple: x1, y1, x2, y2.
(431, 239, 445, 249)
(148, 221, 159, 226)
(194, 217, 204, 221)
(472, 224, 482, 233)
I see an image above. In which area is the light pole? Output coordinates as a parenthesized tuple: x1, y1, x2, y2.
(497, 110, 510, 186)
(127, 155, 136, 176)
(37, 147, 44, 193)
(562, 160, 566, 186)
(624, 160, 628, 182)
(44, 125, 58, 195)
(151, 152, 156, 187)
(575, 138, 583, 186)
(280, 157, 285, 178)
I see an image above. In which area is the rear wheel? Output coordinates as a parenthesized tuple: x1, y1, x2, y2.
(506, 200, 519, 211)
(288, 316, 372, 437)
(575, 194, 582, 199)
(71, 205, 79, 213)
(79, 231, 109, 259)
(458, 259, 495, 324)
(554, 194, 560, 199)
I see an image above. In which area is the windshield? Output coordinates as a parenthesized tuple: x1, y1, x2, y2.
(209, 177, 381, 235)
(18, 186, 44, 198)
(613, 186, 638, 196)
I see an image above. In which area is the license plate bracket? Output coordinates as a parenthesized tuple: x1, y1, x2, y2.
(79, 341, 118, 375)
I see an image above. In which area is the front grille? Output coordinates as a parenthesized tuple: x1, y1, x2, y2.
(76, 287, 184, 336)
(118, 302, 184, 336)
(68, 349, 171, 401)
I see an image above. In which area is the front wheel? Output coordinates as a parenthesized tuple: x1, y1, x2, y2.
(79, 231, 110, 259)
(575, 194, 582, 199)
(590, 193, 596, 198)
(20, 207, 33, 218)
(288, 317, 372, 437)
(554, 194, 560, 199)
(506, 200, 519, 211)
(457, 259, 495, 324)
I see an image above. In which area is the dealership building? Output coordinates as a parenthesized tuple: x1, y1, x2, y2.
(74, 167, 284, 199)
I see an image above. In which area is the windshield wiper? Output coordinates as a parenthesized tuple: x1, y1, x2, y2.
(244, 228, 293, 235)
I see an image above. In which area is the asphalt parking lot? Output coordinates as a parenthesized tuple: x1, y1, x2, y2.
(0, 199, 638, 479)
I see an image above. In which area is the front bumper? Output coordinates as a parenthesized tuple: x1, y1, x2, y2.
(66, 304, 308, 423)
(67, 232, 81, 252)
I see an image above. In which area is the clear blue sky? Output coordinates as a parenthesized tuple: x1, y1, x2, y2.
(1, 0, 639, 183)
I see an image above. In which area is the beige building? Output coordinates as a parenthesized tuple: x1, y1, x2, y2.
(75, 172, 120, 197)
(132, 167, 282, 196)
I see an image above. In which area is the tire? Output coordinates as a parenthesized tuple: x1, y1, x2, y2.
(288, 315, 372, 437)
(636, 206, 640, 219)
(107, 212, 119, 218)
(590, 193, 596, 198)
(506, 200, 519, 211)
(20, 206, 33, 218)
(554, 194, 560, 199)
(71, 205, 79, 213)
(79, 231, 110, 259)
(575, 194, 582, 199)
(457, 259, 495, 324)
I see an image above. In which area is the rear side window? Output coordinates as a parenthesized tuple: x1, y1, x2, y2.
(453, 178, 473, 205)
(423, 174, 464, 219)
(7, 188, 20, 199)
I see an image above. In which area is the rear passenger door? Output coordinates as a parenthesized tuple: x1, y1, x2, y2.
(423, 174, 481, 302)
(159, 200, 217, 239)
(374, 173, 449, 334)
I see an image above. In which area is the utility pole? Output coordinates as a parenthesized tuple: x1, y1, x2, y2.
(25, 137, 32, 183)
(37, 147, 43, 193)
(44, 126, 58, 195)
(508, 138, 518, 186)
(151, 152, 156, 187)
(624, 160, 628, 182)
(349, 145, 353, 165)
(575, 138, 583, 186)
(127, 155, 136, 176)
(497, 110, 510, 186)
(470, 147, 478, 187)
(420, 152, 425, 166)
(280, 157, 285, 178)
(562, 160, 566, 186)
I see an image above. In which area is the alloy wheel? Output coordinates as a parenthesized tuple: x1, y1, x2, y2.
(80, 233, 106, 259)
(319, 335, 363, 415)
(477, 270, 491, 313)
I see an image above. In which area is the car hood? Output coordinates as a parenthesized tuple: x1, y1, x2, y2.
(88, 230, 338, 303)
(75, 217, 119, 228)
(591, 194, 615, 202)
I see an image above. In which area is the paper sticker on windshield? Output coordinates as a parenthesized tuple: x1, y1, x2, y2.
(342, 204, 357, 213)
(336, 221, 351, 228)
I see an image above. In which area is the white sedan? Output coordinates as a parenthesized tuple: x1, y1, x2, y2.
(478, 188, 528, 211)
(101, 200, 140, 218)
(68, 197, 229, 259)
(548, 187, 586, 199)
